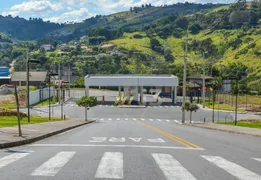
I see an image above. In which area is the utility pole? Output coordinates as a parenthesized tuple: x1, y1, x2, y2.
(235, 78, 239, 125)
(68, 62, 71, 98)
(26, 51, 30, 123)
(182, 31, 188, 124)
(58, 61, 61, 104)
(202, 53, 206, 108)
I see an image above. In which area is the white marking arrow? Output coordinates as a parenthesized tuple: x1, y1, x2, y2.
(128, 137, 142, 142)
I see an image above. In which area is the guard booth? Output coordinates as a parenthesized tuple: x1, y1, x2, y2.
(84, 74, 179, 105)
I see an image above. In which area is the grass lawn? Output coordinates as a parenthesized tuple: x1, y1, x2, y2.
(33, 98, 58, 107)
(0, 116, 67, 128)
(216, 120, 261, 129)
(206, 103, 245, 112)
(0, 101, 17, 109)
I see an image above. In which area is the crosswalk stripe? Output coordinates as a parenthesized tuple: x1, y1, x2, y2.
(253, 158, 261, 162)
(174, 120, 181, 124)
(0, 153, 30, 169)
(117, 118, 120, 121)
(100, 118, 104, 121)
(32, 151, 75, 176)
(149, 119, 153, 121)
(125, 118, 128, 121)
(201, 156, 261, 180)
(95, 152, 123, 179)
(133, 118, 137, 121)
(157, 119, 162, 121)
(152, 153, 196, 180)
(108, 118, 112, 121)
(165, 120, 170, 122)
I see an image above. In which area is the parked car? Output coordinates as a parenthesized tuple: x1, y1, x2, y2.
(158, 92, 171, 98)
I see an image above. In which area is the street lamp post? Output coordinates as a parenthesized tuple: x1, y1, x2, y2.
(182, 31, 189, 124)
(48, 72, 58, 120)
(26, 52, 40, 123)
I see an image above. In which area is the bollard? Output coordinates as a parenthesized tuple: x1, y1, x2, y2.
(102, 95, 105, 102)
(204, 117, 206, 123)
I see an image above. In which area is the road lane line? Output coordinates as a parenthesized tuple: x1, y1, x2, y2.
(136, 121, 200, 148)
(32, 151, 75, 176)
(152, 153, 197, 180)
(165, 120, 170, 122)
(30, 144, 204, 150)
(0, 153, 30, 169)
(116, 118, 120, 121)
(95, 152, 123, 179)
(174, 120, 181, 124)
(125, 118, 128, 121)
(201, 156, 261, 180)
(149, 119, 153, 121)
(157, 119, 162, 121)
(253, 158, 261, 162)
(100, 118, 104, 121)
(133, 118, 137, 121)
(108, 118, 112, 121)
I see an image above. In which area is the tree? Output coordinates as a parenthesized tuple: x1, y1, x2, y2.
(76, 96, 98, 121)
(174, 17, 189, 30)
(188, 23, 201, 34)
(182, 102, 200, 123)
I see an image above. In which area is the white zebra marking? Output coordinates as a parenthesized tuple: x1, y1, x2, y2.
(32, 151, 75, 176)
(95, 152, 123, 179)
(152, 153, 196, 180)
(201, 155, 261, 180)
(0, 153, 30, 169)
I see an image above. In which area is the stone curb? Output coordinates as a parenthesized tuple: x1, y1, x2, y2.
(0, 120, 95, 149)
(118, 105, 147, 108)
(185, 123, 261, 138)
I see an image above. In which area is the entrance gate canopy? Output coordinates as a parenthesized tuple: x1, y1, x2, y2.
(84, 74, 179, 87)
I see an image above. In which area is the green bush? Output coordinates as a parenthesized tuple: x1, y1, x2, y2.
(76, 96, 98, 108)
(0, 110, 27, 117)
(133, 34, 143, 39)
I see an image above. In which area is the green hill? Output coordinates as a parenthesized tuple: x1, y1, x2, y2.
(46, 3, 223, 42)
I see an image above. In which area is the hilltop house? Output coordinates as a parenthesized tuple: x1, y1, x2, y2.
(41, 44, 55, 51)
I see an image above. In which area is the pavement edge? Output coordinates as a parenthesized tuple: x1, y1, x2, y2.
(0, 120, 95, 149)
(185, 123, 261, 138)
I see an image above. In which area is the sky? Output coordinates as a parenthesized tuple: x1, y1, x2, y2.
(0, 0, 233, 23)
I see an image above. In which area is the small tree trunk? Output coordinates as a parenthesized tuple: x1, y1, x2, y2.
(85, 107, 87, 121)
(14, 84, 22, 136)
(190, 111, 192, 123)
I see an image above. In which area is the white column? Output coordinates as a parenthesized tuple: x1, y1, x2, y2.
(85, 86, 89, 96)
(140, 86, 144, 104)
(174, 86, 177, 104)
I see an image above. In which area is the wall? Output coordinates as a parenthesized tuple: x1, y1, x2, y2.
(29, 87, 54, 105)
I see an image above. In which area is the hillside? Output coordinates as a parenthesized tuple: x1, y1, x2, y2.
(45, 3, 223, 42)
(0, 16, 64, 40)
(109, 1, 261, 92)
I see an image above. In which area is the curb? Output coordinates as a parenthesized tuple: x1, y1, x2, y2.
(0, 120, 95, 149)
(185, 123, 261, 138)
(118, 105, 147, 108)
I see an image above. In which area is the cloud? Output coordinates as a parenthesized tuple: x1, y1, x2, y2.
(44, 8, 94, 23)
(2, 0, 62, 17)
(10, 1, 62, 12)
(1, 0, 232, 23)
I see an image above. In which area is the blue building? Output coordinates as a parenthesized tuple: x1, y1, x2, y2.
(0, 67, 10, 77)
(0, 67, 11, 85)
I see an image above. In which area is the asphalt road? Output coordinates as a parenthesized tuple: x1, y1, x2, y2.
(1, 100, 261, 180)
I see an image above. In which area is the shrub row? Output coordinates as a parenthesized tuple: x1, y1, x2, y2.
(0, 111, 27, 117)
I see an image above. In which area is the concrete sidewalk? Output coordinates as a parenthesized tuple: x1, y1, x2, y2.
(186, 123, 261, 137)
(0, 119, 94, 149)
